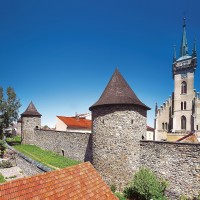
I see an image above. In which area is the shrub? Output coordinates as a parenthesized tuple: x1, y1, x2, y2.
(110, 184, 116, 193)
(0, 160, 13, 168)
(124, 167, 168, 200)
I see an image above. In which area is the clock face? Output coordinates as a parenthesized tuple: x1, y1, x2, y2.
(181, 73, 187, 79)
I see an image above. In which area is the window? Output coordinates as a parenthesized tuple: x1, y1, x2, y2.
(184, 101, 186, 110)
(181, 102, 183, 110)
(162, 123, 164, 130)
(165, 123, 168, 131)
(197, 125, 198, 130)
(181, 116, 186, 130)
(181, 81, 187, 94)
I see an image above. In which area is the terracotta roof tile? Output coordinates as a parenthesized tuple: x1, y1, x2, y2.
(177, 132, 199, 143)
(57, 116, 92, 129)
(0, 162, 118, 200)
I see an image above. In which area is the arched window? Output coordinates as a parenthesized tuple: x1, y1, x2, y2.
(181, 116, 186, 130)
(165, 123, 168, 131)
(184, 101, 186, 110)
(181, 81, 187, 94)
(181, 102, 183, 110)
(162, 123, 164, 130)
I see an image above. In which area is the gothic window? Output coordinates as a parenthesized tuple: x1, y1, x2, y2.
(162, 123, 164, 130)
(184, 101, 186, 110)
(181, 81, 187, 94)
(181, 116, 186, 130)
(165, 123, 168, 131)
(181, 102, 183, 110)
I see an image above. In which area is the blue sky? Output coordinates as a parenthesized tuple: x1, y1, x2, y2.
(0, 0, 200, 127)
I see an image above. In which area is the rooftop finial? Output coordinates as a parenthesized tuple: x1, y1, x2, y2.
(183, 17, 186, 27)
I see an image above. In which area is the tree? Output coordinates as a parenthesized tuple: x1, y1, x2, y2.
(0, 87, 21, 138)
(123, 167, 168, 200)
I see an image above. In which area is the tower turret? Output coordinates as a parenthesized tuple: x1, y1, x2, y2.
(21, 101, 42, 144)
(89, 69, 150, 190)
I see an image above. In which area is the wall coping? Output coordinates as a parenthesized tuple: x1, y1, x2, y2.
(140, 140, 200, 146)
(35, 129, 91, 135)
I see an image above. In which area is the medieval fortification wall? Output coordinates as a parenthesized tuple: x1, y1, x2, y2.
(23, 127, 200, 199)
(32, 129, 92, 162)
(140, 141, 200, 199)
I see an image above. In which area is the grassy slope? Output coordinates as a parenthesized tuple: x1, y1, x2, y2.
(0, 173, 6, 183)
(14, 144, 80, 170)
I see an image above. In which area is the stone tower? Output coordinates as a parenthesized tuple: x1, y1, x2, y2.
(89, 69, 150, 190)
(21, 102, 42, 144)
(172, 18, 197, 132)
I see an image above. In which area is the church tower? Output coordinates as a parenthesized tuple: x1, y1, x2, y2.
(172, 18, 197, 132)
(155, 19, 199, 141)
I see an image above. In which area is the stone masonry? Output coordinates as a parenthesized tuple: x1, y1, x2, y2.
(92, 105, 146, 190)
(140, 141, 200, 199)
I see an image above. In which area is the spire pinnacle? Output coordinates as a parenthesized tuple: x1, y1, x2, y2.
(173, 45, 176, 62)
(192, 37, 197, 57)
(180, 17, 188, 57)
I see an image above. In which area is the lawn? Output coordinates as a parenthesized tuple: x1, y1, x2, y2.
(6, 136, 21, 145)
(14, 144, 80, 170)
(0, 173, 6, 184)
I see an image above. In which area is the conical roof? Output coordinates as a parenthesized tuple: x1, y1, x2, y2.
(89, 69, 150, 111)
(21, 101, 42, 117)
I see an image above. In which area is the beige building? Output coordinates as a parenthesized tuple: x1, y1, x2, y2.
(55, 114, 92, 133)
(155, 19, 200, 141)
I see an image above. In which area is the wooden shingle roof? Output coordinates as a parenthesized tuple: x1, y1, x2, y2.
(90, 69, 150, 111)
(21, 102, 42, 117)
(0, 162, 118, 200)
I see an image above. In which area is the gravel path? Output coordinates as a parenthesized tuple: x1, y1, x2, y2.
(0, 166, 25, 182)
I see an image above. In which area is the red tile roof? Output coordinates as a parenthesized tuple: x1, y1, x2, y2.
(0, 162, 118, 200)
(57, 116, 92, 129)
(147, 125, 154, 131)
(176, 132, 199, 143)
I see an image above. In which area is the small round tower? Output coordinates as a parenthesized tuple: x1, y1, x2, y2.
(21, 101, 42, 144)
(89, 69, 150, 190)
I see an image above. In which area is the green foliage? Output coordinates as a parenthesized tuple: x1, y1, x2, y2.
(114, 192, 127, 200)
(6, 136, 21, 144)
(110, 184, 116, 193)
(124, 167, 168, 200)
(0, 173, 6, 183)
(0, 86, 21, 135)
(0, 160, 13, 168)
(14, 144, 80, 169)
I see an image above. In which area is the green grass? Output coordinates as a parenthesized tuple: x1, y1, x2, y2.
(115, 192, 127, 200)
(0, 173, 6, 183)
(6, 136, 21, 144)
(14, 144, 80, 170)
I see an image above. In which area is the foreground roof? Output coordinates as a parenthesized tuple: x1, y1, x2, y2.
(57, 116, 92, 129)
(89, 69, 150, 111)
(21, 102, 42, 117)
(0, 162, 118, 200)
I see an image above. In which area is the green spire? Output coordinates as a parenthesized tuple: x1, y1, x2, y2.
(192, 37, 197, 57)
(180, 17, 188, 57)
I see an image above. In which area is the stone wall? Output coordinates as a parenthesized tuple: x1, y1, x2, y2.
(92, 105, 147, 191)
(140, 140, 200, 199)
(22, 116, 41, 144)
(32, 129, 92, 162)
